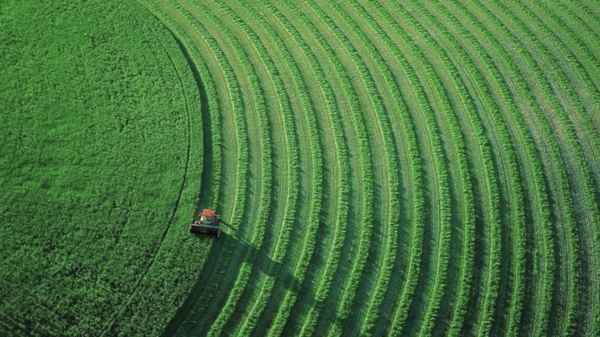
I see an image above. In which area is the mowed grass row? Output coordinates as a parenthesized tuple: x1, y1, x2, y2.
(301, 2, 397, 336)
(326, 2, 412, 335)
(412, 2, 554, 335)
(312, 2, 453, 335)
(221, 3, 327, 336)
(457, 2, 571, 334)
(174, 2, 276, 336)
(251, 2, 351, 336)
(298, 0, 438, 334)
(142, 0, 304, 336)
(138, 0, 600, 336)
(454, 1, 600, 329)
(341, 2, 437, 335)
(363, 3, 479, 336)
(272, 1, 372, 335)
(157, 1, 270, 336)
(127, 2, 239, 337)
(166, 0, 354, 334)
(191, 1, 300, 335)
(318, 2, 465, 336)
(427, 2, 558, 335)
(420, 0, 600, 334)
(372, 1, 524, 333)
(354, 4, 470, 334)
(140, 1, 254, 336)
(361, 1, 500, 335)
(508, 1, 600, 332)
(404, 1, 544, 334)
(266, 2, 362, 337)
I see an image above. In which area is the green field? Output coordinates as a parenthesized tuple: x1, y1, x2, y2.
(1, 0, 600, 336)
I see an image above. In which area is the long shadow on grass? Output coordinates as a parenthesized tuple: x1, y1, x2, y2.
(167, 33, 215, 210)
(163, 220, 303, 336)
(154, 22, 220, 336)
(158, 26, 304, 335)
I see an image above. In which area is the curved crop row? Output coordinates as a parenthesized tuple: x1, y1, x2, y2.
(232, 2, 332, 337)
(489, 1, 600, 334)
(395, 3, 514, 336)
(415, 1, 553, 335)
(442, 1, 580, 335)
(330, 2, 425, 335)
(174, 3, 276, 336)
(281, 2, 376, 336)
(304, 3, 409, 335)
(180, 0, 600, 335)
(444, 2, 561, 334)
(532, 1, 600, 133)
(230, 2, 327, 336)
(343, 3, 432, 335)
(318, 2, 435, 335)
(364, 3, 508, 333)
(406, 1, 536, 334)
(440, 2, 547, 335)
(345, 3, 448, 336)
(577, 0, 600, 33)
(524, 3, 600, 322)
(259, 2, 354, 336)
(153, 1, 253, 335)
(378, 3, 485, 336)
(349, 8, 429, 337)
(201, 2, 302, 335)
(299, 1, 430, 335)
(135, 1, 600, 336)
(390, 2, 519, 335)
(542, 3, 600, 334)
(468, 3, 579, 331)
(520, 0, 600, 195)
(390, 1, 538, 335)
(245, 2, 350, 336)
(358, 2, 474, 329)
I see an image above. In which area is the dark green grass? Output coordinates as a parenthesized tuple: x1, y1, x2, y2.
(0, 0, 206, 335)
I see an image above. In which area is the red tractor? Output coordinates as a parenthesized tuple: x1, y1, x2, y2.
(189, 209, 222, 238)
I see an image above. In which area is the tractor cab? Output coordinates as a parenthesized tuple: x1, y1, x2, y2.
(190, 209, 222, 238)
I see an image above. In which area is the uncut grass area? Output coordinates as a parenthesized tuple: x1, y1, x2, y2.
(0, 0, 208, 336)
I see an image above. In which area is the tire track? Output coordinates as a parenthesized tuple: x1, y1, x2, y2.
(101, 5, 195, 334)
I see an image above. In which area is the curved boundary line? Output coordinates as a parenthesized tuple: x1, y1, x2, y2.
(100, 3, 196, 335)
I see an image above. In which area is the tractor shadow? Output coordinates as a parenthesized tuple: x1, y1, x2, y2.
(163, 219, 305, 337)
(159, 23, 307, 335)
(219, 219, 302, 291)
(227, 229, 303, 291)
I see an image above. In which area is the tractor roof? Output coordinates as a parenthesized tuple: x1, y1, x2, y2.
(201, 209, 215, 217)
